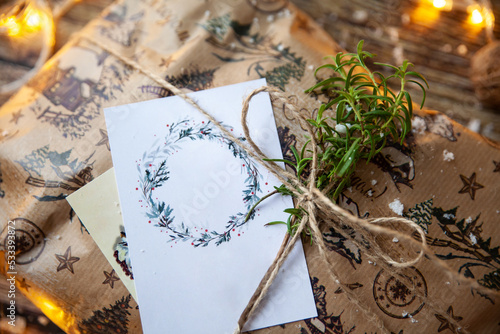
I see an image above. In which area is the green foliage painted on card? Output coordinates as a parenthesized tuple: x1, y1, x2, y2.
(139, 119, 262, 247)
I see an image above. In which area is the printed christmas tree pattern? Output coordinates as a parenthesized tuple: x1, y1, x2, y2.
(403, 199, 433, 234)
(78, 295, 133, 334)
(202, 14, 306, 91)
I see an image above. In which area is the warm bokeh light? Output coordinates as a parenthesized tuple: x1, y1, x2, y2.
(467, 4, 495, 29)
(1, 16, 21, 36)
(25, 10, 42, 30)
(413, 2, 441, 25)
(471, 9, 483, 24)
(0, 3, 47, 37)
(432, 0, 452, 11)
(433, 0, 446, 8)
(484, 8, 495, 30)
(29, 293, 75, 333)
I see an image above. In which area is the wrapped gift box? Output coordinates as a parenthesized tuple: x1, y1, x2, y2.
(0, 0, 499, 333)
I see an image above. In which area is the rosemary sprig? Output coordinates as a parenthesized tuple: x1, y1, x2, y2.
(248, 40, 428, 236)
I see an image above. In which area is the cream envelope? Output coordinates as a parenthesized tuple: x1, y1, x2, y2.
(67, 168, 137, 301)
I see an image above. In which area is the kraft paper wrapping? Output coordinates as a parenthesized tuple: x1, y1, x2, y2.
(0, 0, 499, 333)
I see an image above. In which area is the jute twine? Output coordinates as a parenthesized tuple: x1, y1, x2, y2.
(82, 35, 499, 333)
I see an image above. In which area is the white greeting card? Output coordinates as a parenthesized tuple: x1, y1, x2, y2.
(66, 168, 137, 300)
(105, 79, 317, 333)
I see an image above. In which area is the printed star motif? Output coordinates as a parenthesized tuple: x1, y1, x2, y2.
(494, 160, 500, 173)
(458, 172, 484, 200)
(10, 110, 24, 124)
(18, 278, 31, 292)
(435, 306, 463, 333)
(102, 269, 120, 288)
(55, 246, 80, 274)
(96, 129, 110, 151)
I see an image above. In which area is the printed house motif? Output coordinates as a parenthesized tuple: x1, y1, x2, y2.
(43, 66, 96, 112)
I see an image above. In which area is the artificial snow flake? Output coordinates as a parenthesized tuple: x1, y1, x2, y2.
(469, 233, 478, 245)
(443, 149, 454, 162)
(389, 198, 404, 216)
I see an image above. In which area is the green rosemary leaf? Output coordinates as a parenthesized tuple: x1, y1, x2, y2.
(300, 139, 311, 160)
(290, 146, 300, 163)
(305, 76, 344, 92)
(265, 221, 286, 226)
(408, 79, 428, 108)
(251, 40, 428, 239)
(373, 62, 400, 71)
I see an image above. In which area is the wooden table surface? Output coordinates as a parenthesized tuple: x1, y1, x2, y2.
(292, 0, 500, 141)
(1, 0, 499, 139)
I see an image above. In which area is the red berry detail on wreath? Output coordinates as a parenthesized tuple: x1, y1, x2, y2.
(136, 188, 138, 190)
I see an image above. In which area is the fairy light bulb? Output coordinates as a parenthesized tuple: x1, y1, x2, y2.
(429, 0, 453, 11)
(0, 0, 55, 95)
(2, 16, 21, 36)
(471, 8, 484, 24)
(433, 0, 447, 9)
(25, 9, 41, 30)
